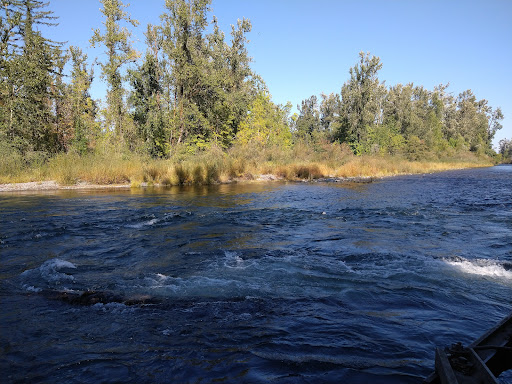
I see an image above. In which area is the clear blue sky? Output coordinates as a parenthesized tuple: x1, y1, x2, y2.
(44, 0, 512, 149)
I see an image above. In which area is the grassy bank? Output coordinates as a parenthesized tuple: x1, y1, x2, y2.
(0, 143, 494, 187)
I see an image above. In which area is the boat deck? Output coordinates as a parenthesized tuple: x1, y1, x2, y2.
(424, 312, 512, 384)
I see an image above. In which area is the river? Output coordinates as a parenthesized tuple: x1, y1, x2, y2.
(1, 166, 511, 383)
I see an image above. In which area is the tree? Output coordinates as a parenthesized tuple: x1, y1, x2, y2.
(160, 0, 211, 147)
(338, 52, 386, 152)
(1, 0, 64, 154)
(0, 0, 23, 146)
(90, 0, 139, 141)
(128, 25, 168, 157)
(487, 107, 503, 147)
(295, 95, 320, 140)
(68, 46, 97, 154)
(451, 90, 502, 153)
(218, 17, 256, 144)
(159, 0, 258, 150)
(498, 138, 512, 163)
(319, 92, 341, 138)
(236, 92, 291, 148)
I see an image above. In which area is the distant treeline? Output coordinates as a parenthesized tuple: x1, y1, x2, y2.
(0, 0, 507, 167)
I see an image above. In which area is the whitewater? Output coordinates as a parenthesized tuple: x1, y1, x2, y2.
(1, 166, 511, 383)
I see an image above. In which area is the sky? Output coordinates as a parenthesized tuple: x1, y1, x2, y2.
(43, 0, 512, 149)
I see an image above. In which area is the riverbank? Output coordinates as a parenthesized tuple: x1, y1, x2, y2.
(0, 144, 495, 192)
(0, 158, 493, 192)
(0, 181, 132, 192)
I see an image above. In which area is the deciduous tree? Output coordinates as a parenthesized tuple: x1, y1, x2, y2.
(90, 0, 139, 141)
(338, 52, 386, 152)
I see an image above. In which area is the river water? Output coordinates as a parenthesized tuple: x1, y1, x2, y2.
(1, 166, 511, 383)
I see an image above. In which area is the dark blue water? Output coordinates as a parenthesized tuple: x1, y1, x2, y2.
(1, 166, 511, 383)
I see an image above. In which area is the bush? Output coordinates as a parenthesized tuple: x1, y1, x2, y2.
(0, 140, 24, 180)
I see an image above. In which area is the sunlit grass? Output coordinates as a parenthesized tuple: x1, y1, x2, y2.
(0, 142, 494, 187)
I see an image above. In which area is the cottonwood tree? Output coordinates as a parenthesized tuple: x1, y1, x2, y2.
(236, 92, 291, 148)
(338, 52, 386, 153)
(295, 95, 321, 141)
(382, 83, 413, 137)
(90, 0, 139, 142)
(160, 0, 211, 147)
(128, 24, 168, 157)
(159, 0, 258, 150)
(452, 90, 502, 153)
(68, 46, 97, 154)
(486, 107, 503, 150)
(319, 92, 342, 140)
(498, 138, 512, 163)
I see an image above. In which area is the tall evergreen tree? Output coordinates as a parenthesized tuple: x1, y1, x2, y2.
(1, 0, 63, 154)
(0, 0, 23, 146)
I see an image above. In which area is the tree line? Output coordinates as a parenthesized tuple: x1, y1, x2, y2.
(293, 52, 504, 159)
(0, 0, 506, 165)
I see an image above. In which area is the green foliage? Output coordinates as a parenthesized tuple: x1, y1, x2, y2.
(158, 0, 257, 151)
(405, 135, 430, 161)
(338, 52, 386, 147)
(0, 136, 24, 180)
(236, 92, 292, 148)
(90, 0, 139, 139)
(295, 95, 321, 140)
(129, 49, 168, 157)
(319, 93, 342, 140)
(68, 46, 97, 155)
(1, 3, 505, 177)
(365, 124, 406, 155)
(498, 139, 512, 163)
(0, 0, 65, 155)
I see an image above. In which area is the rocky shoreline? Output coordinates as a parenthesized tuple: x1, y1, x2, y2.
(0, 180, 131, 192)
(0, 174, 383, 192)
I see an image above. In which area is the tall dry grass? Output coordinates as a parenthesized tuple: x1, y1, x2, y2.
(0, 141, 493, 187)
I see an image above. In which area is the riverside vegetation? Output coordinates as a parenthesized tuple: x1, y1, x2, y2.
(1, 0, 510, 187)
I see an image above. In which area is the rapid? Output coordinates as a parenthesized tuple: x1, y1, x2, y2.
(1, 166, 511, 383)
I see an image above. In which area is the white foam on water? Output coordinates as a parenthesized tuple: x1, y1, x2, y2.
(92, 302, 135, 314)
(144, 273, 175, 289)
(444, 257, 512, 280)
(223, 250, 256, 270)
(126, 218, 159, 229)
(46, 258, 77, 270)
(20, 258, 77, 285)
(144, 271, 256, 297)
(40, 259, 77, 281)
(146, 250, 441, 299)
(155, 273, 168, 280)
(126, 212, 191, 229)
(23, 285, 42, 292)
